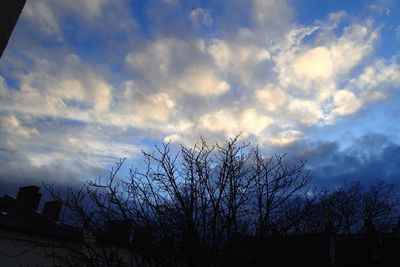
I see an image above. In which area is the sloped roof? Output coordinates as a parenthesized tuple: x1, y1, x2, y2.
(0, 194, 81, 242)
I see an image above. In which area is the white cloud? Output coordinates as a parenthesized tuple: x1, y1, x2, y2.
(68, 137, 140, 159)
(199, 108, 273, 137)
(56, 79, 86, 102)
(252, 0, 292, 36)
(89, 79, 112, 112)
(1, 115, 38, 138)
(26, 0, 111, 21)
(199, 109, 237, 134)
(293, 46, 334, 80)
(71, 0, 109, 17)
(126, 38, 230, 97)
(24, 1, 60, 36)
(9, 6, 394, 144)
(332, 59, 400, 112)
(332, 90, 363, 116)
(0, 77, 8, 95)
(124, 81, 175, 123)
(276, 22, 378, 91)
(207, 39, 271, 86)
(265, 130, 303, 146)
(369, 1, 391, 16)
(1, 55, 114, 120)
(354, 60, 400, 93)
(255, 85, 287, 112)
(241, 108, 274, 135)
(190, 8, 213, 27)
(177, 65, 230, 96)
(126, 39, 174, 79)
(288, 99, 324, 126)
(21, 0, 135, 41)
(126, 38, 204, 82)
(163, 134, 181, 143)
(119, 6, 390, 142)
(329, 23, 377, 74)
(3, 0, 400, 187)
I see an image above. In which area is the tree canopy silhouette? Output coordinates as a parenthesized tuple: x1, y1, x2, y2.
(41, 136, 399, 267)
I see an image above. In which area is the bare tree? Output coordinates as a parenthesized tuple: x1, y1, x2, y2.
(251, 149, 313, 237)
(37, 137, 400, 266)
(302, 179, 400, 235)
(362, 179, 399, 231)
(6, 135, 399, 267)
(321, 181, 364, 235)
(126, 136, 256, 266)
(40, 136, 316, 266)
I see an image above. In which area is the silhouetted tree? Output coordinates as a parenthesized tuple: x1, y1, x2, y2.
(42, 136, 313, 266)
(322, 181, 364, 235)
(251, 149, 313, 236)
(362, 179, 399, 231)
(39, 137, 399, 266)
(302, 180, 399, 235)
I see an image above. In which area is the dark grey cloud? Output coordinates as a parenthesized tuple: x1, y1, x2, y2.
(276, 133, 400, 188)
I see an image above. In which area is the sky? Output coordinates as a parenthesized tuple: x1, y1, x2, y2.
(1, 0, 400, 193)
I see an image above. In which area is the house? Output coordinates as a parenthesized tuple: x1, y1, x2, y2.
(0, 186, 81, 266)
(0, 186, 159, 267)
(4, 185, 399, 267)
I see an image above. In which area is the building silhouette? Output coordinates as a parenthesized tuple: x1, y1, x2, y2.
(1, 185, 400, 266)
(0, 0, 26, 58)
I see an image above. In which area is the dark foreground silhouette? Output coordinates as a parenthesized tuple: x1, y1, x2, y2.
(1, 137, 399, 266)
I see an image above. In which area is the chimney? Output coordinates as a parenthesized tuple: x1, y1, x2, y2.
(42, 200, 62, 221)
(16, 185, 41, 210)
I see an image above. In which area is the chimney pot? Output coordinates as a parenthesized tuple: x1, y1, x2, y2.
(16, 185, 41, 210)
(42, 200, 62, 221)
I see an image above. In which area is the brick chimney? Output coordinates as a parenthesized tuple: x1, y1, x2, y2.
(42, 200, 62, 221)
(16, 185, 42, 210)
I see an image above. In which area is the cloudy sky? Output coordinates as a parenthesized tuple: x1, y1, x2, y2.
(1, 0, 400, 192)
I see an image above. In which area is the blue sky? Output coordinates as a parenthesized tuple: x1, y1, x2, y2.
(1, 0, 400, 192)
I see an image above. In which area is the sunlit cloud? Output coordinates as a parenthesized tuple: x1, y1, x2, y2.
(1, 0, 400, 188)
